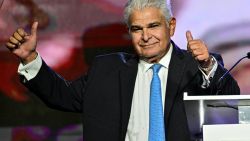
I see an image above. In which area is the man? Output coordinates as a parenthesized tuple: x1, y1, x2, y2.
(6, 0, 239, 141)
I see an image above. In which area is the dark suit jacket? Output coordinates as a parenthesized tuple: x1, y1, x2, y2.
(22, 42, 240, 141)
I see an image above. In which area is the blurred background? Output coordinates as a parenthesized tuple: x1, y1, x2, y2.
(0, 0, 249, 140)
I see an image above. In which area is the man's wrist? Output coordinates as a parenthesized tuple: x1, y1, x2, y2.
(21, 51, 38, 65)
(18, 53, 42, 81)
(200, 56, 215, 73)
(200, 55, 213, 67)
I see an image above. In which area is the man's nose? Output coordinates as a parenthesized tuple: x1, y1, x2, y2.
(141, 29, 152, 41)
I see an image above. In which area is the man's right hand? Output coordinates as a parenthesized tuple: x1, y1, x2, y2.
(6, 22, 38, 64)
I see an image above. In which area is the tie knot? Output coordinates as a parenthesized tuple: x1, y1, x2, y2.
(152, 64, 162, 74)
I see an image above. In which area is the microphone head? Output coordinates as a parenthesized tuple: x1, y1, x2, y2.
(247, 52, 250, 59)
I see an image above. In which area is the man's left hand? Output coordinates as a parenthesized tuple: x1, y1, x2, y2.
(186, 30, 212, 68)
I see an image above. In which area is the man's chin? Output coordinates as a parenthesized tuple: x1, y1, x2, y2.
(140, 54, 160, 63)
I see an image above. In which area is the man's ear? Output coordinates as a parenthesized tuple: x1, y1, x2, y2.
(169, 17, 176, 37)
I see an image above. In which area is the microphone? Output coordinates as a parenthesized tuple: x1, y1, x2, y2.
(216, 52, 250, 95)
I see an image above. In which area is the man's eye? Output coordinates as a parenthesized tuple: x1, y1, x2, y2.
(130, 27, 142, 32)
(149, 24, 159, 28)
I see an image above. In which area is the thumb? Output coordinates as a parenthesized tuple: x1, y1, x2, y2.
(31, 21, 38, 37)
(186, 30, 193, 42)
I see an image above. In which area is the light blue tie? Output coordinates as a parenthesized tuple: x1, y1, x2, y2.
(149, 64, 165, 141)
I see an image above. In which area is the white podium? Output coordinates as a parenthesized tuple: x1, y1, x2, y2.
(203, 124, 250, 141)
(183, 93, 250, 141)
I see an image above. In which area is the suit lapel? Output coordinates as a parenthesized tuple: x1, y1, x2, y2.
(164, 43, 188, 122)
(119, 56, 138, 140)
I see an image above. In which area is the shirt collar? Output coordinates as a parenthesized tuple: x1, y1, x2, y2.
(139, 43, 173, 73)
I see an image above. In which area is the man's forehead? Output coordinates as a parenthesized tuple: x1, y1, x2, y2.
(130, 16, 165, 27)
(129, 7, 164, 26)
(130, 18, 163, 27)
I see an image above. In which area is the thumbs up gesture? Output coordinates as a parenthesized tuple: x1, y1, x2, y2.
(5, 22, 39, 64)
(186, 30, 212, 68)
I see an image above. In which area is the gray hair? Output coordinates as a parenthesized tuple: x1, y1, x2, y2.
(124, 0, 173, 27)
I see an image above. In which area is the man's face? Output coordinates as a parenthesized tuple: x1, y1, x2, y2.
(129, 7, 176, 63)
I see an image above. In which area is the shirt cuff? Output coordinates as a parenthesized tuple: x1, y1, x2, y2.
(199, 56, 218, 88)
(18, 53, 42, 81)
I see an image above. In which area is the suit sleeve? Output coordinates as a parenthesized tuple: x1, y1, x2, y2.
(207, 54, 240, 95)
(21, 60, 93, 112)
(186, 53, 240, 96)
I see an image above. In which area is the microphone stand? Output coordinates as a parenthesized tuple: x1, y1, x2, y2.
(216, 54, 249, 95)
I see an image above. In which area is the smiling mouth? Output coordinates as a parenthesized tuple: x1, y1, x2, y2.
(140, 42, 158, 48)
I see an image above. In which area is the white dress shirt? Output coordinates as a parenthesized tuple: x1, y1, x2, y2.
(18, 44, 218, 141)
